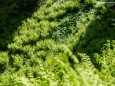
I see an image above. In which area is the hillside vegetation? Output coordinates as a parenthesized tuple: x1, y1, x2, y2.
(0, 0, 115, 86)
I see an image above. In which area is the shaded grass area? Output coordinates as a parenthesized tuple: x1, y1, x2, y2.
(73, 7, 115, 70)
(0, 0, 42, 51)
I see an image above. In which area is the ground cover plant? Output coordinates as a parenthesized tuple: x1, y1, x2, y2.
(0, 0, 115, 86)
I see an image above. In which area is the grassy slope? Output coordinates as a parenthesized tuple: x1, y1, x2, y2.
(0, 0, 115, 86)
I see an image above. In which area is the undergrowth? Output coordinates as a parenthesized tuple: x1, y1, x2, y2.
(0, 0, 115, 86)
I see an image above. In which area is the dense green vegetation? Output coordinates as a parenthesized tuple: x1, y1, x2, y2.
(0, 0, 115, 85)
